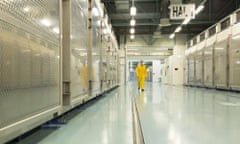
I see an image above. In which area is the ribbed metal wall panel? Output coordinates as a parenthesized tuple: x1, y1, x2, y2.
(0, 0, 60, 129)
(91, 0, 101, 94)
(70, 0, 88, 99)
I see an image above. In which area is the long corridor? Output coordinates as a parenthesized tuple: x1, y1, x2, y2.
(13, 83, 240, 144)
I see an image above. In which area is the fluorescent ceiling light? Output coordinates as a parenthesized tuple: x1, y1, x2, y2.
(182, 18, 191, 25)
(130, 19, 136, 26)
(169, 33, 175, 39)
(130, 6, 137, 16)
(175, 26, 182, 33)
(130, 35, 135, 39)
(130, 28, 135, 34)
(195, 5, 204, 15)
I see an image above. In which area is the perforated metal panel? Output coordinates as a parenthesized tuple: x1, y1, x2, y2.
(184, 58, 188, 85)
(69, 0, 88, 99)
(229, 36, 240, 90)
(214, 40, 228, 88)
(204, 46, 214, 87)
(0, 0, 60, 128)
(91, 0, 101, 93)
(195, 49, 203, 86)
(188, 54, 195, 86)
(101, 33, 109, 91)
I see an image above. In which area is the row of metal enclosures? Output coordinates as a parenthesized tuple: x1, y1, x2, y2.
(184, 8, 240, 91)
(0, 0, 119, 143)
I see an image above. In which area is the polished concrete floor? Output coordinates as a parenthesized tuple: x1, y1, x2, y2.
(14, 82, 240, 144)
(16, 87, 133, 144)
(134, 82, 240, 144)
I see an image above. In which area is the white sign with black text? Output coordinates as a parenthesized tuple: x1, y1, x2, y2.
(169, 4, 195, 20)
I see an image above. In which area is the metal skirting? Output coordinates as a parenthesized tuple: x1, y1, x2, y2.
(132, 95, 145, 144)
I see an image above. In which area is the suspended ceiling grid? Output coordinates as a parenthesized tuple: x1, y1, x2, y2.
(101, 0, 240, 41)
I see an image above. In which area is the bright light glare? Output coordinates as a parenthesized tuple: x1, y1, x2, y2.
(130, 28, 135, 34)
(130, 35, 135, 39)
(182, 18, 191, 25)
(215, 47, 224, 50)
(41, 19, 51, 27)
(92, 7, 99, 17)
(169, 33, 175, 39)
(130, 6, 137, 16)
(195, 5, 204, 15)
(232, 35, 240, 40)
(23, 7, 30, 12)
(103, 28, 108, 34)
(175, 26, 182, 33)
(130, 19, 136, 26)
(53, 27, 59, 34)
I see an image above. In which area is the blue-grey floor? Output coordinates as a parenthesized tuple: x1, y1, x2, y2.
(134, 82, 240, 144)
(14, 82, 240, 144)
(16, 87, 133, 144)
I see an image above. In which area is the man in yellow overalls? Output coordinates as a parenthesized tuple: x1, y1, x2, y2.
(136, 60, 147, 92)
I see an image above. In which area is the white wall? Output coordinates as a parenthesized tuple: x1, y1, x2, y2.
(163, 35, 187, 85)
(152, 60, 162, 82)
(121, 34, 187, 85)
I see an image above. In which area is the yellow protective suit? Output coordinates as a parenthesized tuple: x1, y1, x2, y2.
(136, 63, 147, 90)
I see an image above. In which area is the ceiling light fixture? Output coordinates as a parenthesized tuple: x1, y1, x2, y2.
(130, 35, 135, 39)
(130, 19, 136, 26)
(195, 5, 204, 15)
(182, 18, 191, 25)
(130, 0, 137, 16)
(130, 28, 135, 34)
(130, 6, 136, 16)
(169, 33, 175, 39)
(175, 26, 182, 33)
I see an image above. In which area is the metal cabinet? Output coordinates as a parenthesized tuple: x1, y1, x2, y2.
(203, 37, 215, 88)
(195, 42, 205, 87)
(229, 23, 240, 90)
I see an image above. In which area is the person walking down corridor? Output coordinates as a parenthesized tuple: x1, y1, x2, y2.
(136, 60, 147, 92)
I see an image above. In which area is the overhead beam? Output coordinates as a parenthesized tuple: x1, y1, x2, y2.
(110, 13, 161, 20)
(111, 20, 215, 26)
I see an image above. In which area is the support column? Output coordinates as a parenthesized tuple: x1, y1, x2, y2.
(106, 35, 111, 88)
(100, 15, 103, 92)
(62, 0, 71, 105)
(119, 35, 127, 85)
(87, 0, 93, 93)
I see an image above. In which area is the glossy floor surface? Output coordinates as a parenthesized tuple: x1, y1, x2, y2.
(13, 83, 240, 144)
(134, 82, 240, 144)
(15, 87, 133, 144)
